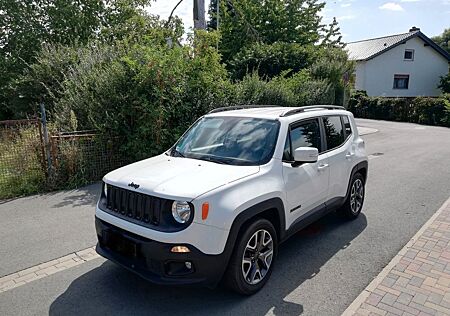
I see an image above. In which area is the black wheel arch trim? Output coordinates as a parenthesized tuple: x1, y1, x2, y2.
(228, 198, 286, 241)
(345, 160, 368, 200)
(219, 198, 286, 274)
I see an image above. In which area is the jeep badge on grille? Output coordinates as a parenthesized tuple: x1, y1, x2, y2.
(128, 182, 140, 189)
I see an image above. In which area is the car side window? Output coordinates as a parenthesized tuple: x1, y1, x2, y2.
(289, 119, 322, 157)
(323, 116, 345, 150)
(342, 115, 352, 138)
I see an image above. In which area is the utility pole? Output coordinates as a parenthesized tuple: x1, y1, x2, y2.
(216, 0, 220, 31)
(40, 103, 53, 177)
(193, 0, 206, 30)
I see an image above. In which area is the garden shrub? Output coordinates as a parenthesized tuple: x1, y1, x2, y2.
(54, 31, 230, 160)
(411, 97, 449, 126)
(231, 71, 333, 108)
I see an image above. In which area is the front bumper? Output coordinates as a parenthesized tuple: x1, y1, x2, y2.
(95, 217, 229, 287)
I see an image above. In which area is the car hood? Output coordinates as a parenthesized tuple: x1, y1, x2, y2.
(103, 154, 260, 200)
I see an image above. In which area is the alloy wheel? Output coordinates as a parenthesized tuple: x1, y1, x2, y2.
(241, 229, 274, 285)
(350, 178, 364, 214)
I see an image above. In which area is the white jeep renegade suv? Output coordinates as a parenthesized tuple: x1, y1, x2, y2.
(95, 105, 368, 295)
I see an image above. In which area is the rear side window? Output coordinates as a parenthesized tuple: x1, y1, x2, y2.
(342, 115, 352, 138)
(323, 116, 345, 150)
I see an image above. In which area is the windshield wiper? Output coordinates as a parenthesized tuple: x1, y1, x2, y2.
(197, 155, 234, 165)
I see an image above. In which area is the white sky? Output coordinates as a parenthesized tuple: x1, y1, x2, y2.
(148, 0, 450, 42)
(148, 0, 212, 33)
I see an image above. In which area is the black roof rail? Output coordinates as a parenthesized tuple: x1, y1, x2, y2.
(280, 105, 345, 117)
(208, 105, 277, 114)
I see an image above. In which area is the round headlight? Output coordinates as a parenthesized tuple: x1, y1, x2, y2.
(171, 201, 192, 224)
(103, 183, 108, 197)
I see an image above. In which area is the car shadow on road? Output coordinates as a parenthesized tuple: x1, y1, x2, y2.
(49, 213, 367, 316)
(50, 183, 101, 208)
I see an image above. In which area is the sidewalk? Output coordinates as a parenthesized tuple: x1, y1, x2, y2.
(343, 197, 450, 316)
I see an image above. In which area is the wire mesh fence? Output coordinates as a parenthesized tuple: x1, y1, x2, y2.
(49, 132, 127, 187)
(0, 119, 46, 198)
(0, 118, 128, 199)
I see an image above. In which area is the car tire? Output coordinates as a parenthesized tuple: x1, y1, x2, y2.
(224, 218, 278, 295)
(339, 173, 365, 220)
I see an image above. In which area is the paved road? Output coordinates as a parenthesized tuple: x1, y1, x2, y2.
(1, 119, 450, 316)
(0, 183, 100, 277)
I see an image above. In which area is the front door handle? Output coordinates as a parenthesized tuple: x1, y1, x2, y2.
(318, 163, 329, 171)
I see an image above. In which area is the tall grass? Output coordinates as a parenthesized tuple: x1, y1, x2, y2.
(0, 127, 46, 199)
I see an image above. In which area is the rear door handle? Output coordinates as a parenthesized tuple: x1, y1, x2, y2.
(318, 163, 329, 171)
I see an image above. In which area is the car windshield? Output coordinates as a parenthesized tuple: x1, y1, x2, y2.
(171, 116, 280, 166)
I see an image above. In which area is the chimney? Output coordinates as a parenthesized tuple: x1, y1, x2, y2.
(409, 26, 420, 32)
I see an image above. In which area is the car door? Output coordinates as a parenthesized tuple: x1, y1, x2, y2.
(322, 115, 354, 199)
(282, 118, 330, 229)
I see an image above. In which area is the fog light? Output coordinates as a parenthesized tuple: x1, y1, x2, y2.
(171, 246, 190, 253)
(165, 261, 194, 276)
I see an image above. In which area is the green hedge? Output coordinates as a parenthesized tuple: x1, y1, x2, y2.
(348, 91, 450, 127)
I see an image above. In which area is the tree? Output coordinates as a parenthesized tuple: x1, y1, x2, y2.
(214, 0, 343, 63)
(207, 0, 219, 30)
(0, 0, 154, 119)
(10, 12, 184, 119)
(432, 28, 450, 54)
(322, 17, 345, 48)
(309, 47, 355, 105)
(228, 42, 318, 79)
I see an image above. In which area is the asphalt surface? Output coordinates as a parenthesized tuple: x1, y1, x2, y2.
(0, 183, 100, 277)
(1, 119, 450, 316)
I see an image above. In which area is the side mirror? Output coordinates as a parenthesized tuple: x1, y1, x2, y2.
(293, 147, 319, 163)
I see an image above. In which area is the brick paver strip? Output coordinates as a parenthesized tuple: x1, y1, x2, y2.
(0, 246, 99, 293)
(343, 196, 450, 316)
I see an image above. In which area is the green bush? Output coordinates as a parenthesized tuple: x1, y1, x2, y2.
(438, 73, 450, 94)
(228, 44, 353, 105)
(412, 96, 450, 126)
(54, 31, 230, 160)
(348, 92, 450, 127)
(230, 71, 333, 107)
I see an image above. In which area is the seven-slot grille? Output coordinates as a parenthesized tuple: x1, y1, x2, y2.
(105, 185, 169, 227)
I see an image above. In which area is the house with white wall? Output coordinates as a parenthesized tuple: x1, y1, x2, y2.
(346, 27, 450, 97)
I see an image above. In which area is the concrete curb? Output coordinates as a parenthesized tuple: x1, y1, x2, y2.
(0, 246, 99, 293)
(342, 196, 450, 315)
(357, 126, 379, 136)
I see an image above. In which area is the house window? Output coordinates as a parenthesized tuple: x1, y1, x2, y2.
(393, 75, 410, 89)
(404, 49, 414, 61)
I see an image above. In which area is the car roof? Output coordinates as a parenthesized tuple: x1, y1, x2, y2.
(205, 105, 350, 121)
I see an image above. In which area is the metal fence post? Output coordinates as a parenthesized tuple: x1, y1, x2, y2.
(40, 103, 53, 176)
